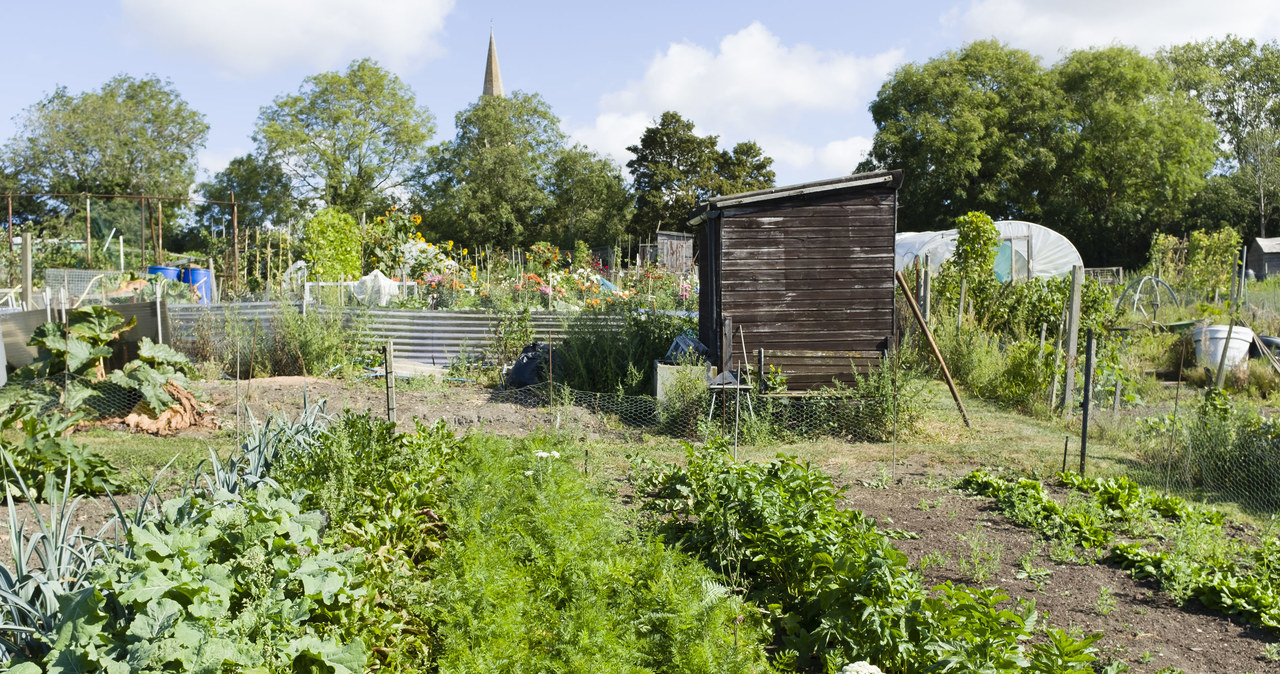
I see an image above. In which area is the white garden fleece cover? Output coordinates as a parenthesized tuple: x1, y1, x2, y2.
(894, 220, 1083, 281)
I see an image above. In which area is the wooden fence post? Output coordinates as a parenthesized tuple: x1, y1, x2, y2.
(20, 230, 32, 310)
(1061, 265, 1083, 416)
(922, 254, 932, 325)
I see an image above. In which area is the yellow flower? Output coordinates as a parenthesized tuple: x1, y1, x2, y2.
(462, 248, 468, 255)
(411, 214, 422, 224)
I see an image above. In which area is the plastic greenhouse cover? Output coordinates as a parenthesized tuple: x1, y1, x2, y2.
(894, 220, 1083, 281)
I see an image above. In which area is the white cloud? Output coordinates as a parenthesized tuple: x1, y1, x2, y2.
(817, 136, 872, 175)
(570, 22, 902, 180)
(120, 0, 455, 76)
(949, 0, 1280, 57)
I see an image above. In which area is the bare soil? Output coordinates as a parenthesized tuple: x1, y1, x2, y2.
(841, 478, 1280, 674)
(0, 494, 138, 570)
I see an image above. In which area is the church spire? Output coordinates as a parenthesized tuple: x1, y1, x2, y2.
(482, 30, 504, 98)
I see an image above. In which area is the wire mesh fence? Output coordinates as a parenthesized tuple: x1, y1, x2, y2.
(488, 358, 918, 447)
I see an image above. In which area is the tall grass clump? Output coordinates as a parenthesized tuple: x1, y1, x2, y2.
(556, 309, 695, 395)
(189, 303, 366, 378)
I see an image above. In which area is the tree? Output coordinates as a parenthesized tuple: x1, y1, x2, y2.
(626, 112, 775, 238)
(195, 154, 299, 237)
(859, 40, 1061, 231)
(255, 59, 434, 215)
(414, 92, 566, 248)
(717, 141, 776, 198)
(542, 145, 631, 249)
(4, 74, 208, 197)
(1044, 47, 1217, 266)
(1180, 172, 1265, 237)
(1163, 36, 1280, 237)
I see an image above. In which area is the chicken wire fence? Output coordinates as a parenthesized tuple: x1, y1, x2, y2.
(1, 373, 158, 421)
(488, 377, 908, 446)
(1115, 403, 1280, 515)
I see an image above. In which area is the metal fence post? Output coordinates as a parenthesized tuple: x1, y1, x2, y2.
(1080, 328, 1095, 475)
(1062, 265, 1083, 416)
(20, 231, 32, 310)
(385, 339, 396, 423)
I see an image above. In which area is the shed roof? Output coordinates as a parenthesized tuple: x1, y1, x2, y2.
(1255, 237, 1280, 254)
(687, 169, 902, 225)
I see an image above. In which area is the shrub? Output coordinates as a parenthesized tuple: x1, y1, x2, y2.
(302, 207, 360, 281)
(976, 340, 1055, 413)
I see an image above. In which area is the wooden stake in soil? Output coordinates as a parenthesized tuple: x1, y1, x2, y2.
(895, 271, 971, 427)
(1214, 321, 1236, 389)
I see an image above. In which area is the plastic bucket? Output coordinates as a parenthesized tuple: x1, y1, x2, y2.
(1192, 324, 1254, 369)
(148, 265, 180, 281)
(181, 268, 213, 304)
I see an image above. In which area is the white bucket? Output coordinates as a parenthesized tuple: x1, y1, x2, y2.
(1191, 324, 1254, 369)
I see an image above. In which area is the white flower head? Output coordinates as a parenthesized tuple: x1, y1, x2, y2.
(524, 470, 533, 476)
(839, 663, 884, 674)
(534, 451, 551, 458)
(550, 450, 560, 459)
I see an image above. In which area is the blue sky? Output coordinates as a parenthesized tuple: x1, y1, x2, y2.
(4, 0, 1279, 188)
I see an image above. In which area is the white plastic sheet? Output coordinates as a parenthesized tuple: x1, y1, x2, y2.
(351, 270, 401, 306)
(894, 220, 1083, 281)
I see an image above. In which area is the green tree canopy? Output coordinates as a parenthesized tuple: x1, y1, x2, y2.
(861, 41, 1218, 266)
(414, 92, 630, 250)
(626, 112, 775, 238)
(859, 40, 1061, 231)
(3, 74, 208, 198)
(255, 59, 434, 215)
(542, 145, 631, 249)
(195, 154, 300, 237)
(1045, 46, 1217, 266)
(415, 92, 563, 248)
(1163, 36, 1280, 237)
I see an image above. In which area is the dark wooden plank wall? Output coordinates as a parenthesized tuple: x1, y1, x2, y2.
(716, 187, 896, 390)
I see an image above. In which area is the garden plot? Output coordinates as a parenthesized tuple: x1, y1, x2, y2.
(841, 479, 1280, 674)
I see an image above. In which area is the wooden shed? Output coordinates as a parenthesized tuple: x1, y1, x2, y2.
(693, 170, 902, 390)
(1248, 237, 1280, 281)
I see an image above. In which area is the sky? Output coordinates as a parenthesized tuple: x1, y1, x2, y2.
(3, 0, 1280, 189)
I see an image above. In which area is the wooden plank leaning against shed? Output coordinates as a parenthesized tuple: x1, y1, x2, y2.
(896, 270, 971, 427)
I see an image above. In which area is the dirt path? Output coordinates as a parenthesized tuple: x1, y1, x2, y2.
(202, 376, 634, 440)
(841, 479, 1280, 674)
